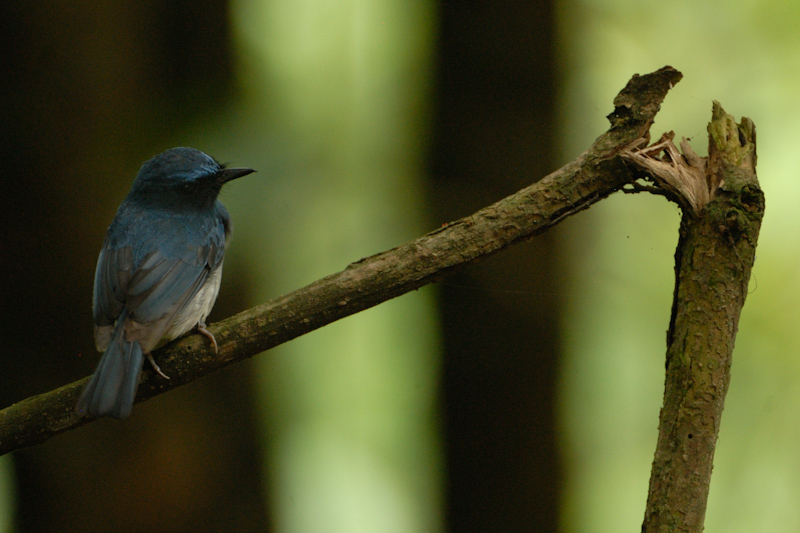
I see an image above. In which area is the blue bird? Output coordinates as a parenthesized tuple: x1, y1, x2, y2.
(76, 147, 255, 419)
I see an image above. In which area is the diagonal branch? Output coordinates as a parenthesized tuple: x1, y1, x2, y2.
(0, 66, 683, 456)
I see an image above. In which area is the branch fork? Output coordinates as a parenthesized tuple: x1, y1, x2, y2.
(0, 66, 765, 533)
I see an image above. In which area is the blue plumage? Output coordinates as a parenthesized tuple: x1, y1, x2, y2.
(77, 147, 255, 419)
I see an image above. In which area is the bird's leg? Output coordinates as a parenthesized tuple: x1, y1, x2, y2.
(146, 353, 171, 380)
(197, 321, 219, 353)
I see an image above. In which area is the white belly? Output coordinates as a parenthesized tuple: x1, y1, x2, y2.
(164, 264, 223, 342)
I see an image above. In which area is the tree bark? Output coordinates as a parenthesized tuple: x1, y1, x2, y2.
(632, 103, 763, 532)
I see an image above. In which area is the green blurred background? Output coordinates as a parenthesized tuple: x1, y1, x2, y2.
(0, 0, 795, 531)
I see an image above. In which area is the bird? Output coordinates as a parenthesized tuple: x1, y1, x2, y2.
(76, 147, 255, 419)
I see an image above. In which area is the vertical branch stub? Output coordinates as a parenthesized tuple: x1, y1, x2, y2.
(641, 104, 764, 532)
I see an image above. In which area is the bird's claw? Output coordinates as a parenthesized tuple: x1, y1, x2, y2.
(146, 353, 171, 380)
(197, 322, 219, 353)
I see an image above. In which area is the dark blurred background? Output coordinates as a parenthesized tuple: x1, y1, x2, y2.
(2, 1, 794, 532)
(0, 1, 560, 531)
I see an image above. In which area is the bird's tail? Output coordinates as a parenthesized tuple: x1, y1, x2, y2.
(76, 312, 144, 419)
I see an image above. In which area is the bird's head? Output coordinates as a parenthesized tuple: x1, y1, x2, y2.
(128, 147, 255, 210)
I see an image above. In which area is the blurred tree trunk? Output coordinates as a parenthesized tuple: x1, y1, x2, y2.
(0, 1, 270, 531)
(431, 1, 561, 531)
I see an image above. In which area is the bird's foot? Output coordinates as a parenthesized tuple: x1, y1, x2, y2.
(197, 321, 219, 353)
(146, 353, 171, 380)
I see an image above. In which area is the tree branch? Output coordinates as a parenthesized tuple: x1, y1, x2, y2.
(628, 103, 763, 532)
(0, 66, 682, 455)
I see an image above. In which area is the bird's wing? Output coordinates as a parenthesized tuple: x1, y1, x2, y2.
(93, 225, 225, 353)
(93, 241, 133, 351)
(126, 237, 225, 352)
(94, 241, 132, 326)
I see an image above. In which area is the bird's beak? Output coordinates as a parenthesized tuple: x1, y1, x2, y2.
(217, 167, 256, 184)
